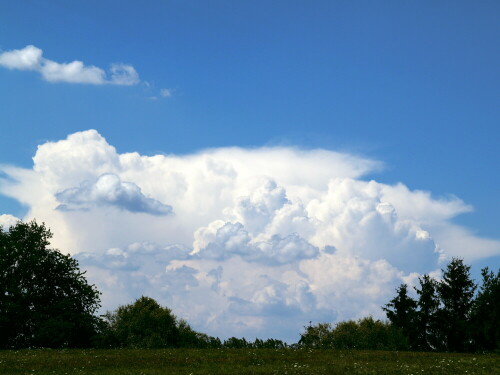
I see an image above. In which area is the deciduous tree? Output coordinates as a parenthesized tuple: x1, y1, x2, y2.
(0, 220, 101, 348)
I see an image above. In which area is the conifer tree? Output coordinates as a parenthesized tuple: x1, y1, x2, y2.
(471, 267, 500, 351)
(414, 274, 440, 351)
(437, 258, 476, 352)
(382, 283, 417, 348)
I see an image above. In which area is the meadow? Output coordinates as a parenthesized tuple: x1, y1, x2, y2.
(0, 348, 498, 375)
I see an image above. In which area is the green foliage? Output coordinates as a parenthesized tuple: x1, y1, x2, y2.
(103, 296, 179, 348)
(223, 336, 250, 348)
(471, 267, 500, 351)
(298, 317, 409, 350)
(438, 258, 476, 352)
(382, 283, 417, 347)
(298, 322, 334, 348)
(414, 274, 441, 351)
(0, 220, 101, 349)
(102, 296, 221, 349)
(383, 258, 499, 352)
(176, 319, 223, 348)
(253, 338, 288, 349)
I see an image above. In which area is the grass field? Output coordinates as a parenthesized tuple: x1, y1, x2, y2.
(0, 348, 498, 374)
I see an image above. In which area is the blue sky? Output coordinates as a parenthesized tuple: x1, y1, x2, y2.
(0, 1, 499, 340)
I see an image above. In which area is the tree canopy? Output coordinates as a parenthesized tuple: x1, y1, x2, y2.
(103, 296, 179, 348)
(384, 258, 499, 352)
(102, 296, 222, 349)
(298, 317, 409, 350)
(0, 220, 101, 348)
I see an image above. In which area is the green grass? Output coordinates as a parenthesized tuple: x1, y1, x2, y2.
(0, 348, 498, 374)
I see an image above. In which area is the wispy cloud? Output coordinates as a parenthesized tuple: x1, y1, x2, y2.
(147, 87, 174, 100)
(0, 45, 139, 85)
(160, 88, 172, 97)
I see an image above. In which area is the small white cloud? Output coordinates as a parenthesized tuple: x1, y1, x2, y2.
(160, 88, 172, 97)
(109, 63, 140, 86)
(0, 45, 42, 70)
(56, 173, 173, 216)
(0, 45, 140, 86)
(40, 59, 106, 84)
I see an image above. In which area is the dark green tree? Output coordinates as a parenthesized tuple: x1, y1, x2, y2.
(298, 318, 408, 350)
(355, 317, 409, 350)
(298, 322, 334, 348)
(103, 296, 179, 348)
(470, 267, 500, 351)
(253, 338, 287, 349)
(414, 274, 441, 351)
(223, 336, 250, 348)
(329, 320, 359, 349)
(176, 319, 221, 348)
(0, 220, 101, 348)
(382, 283, 417, 348)
(437, 258, 476, 352)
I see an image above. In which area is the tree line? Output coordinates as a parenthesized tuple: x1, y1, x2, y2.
(299, 259, 500, 352)
(382, 258, 499, 352)
(1, 220, 498, 351)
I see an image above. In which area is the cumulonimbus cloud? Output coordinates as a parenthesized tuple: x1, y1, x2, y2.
(0, 129, 498, 341)
(0, 45, 139, 85)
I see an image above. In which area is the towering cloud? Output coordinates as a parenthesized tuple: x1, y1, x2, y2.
(0, 130, 498, 341)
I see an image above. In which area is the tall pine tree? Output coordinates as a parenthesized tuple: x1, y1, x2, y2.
(437, 258, 476, 352)
(470, 267, 500, 351)
(414, 274, 441, 351)
(383, 283, 417, 348)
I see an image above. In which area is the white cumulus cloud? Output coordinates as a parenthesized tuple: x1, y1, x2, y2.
(0, 129, 498, 341)
(0, 45, 139, 85)
(0, 44, 42, 70)
(0, 214, 21, 229)
(56, 173, 173, 215)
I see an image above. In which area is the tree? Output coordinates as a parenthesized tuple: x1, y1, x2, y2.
(470, 267, 500, 351)
(437, 258, 476, 352)
(253, 338, 287, 349)
(355, 317, 408, 350)
(102, 296, 223, 349)
(223, 337, 250, 348)
(414, 274, 441, 351)
(104, 296, 182, 348)
(0, 220, 101, 348)
(298, 318, 408, 350)
(298, 322, 334, 348)
(382, 283, 417, 348)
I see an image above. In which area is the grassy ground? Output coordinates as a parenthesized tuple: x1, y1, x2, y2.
(0, 348, 498, 374)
